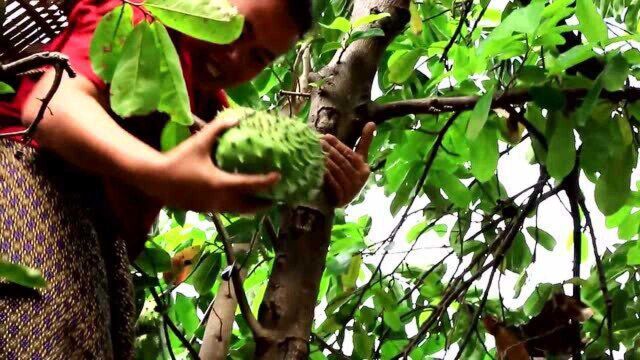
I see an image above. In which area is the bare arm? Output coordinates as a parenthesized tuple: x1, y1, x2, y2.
(22, 71, 165, 189)
(22, 70, 279, 213)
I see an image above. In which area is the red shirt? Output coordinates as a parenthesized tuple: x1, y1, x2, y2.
(0, 0, 228, 251)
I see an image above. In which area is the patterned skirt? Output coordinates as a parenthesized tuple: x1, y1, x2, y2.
(0, 139, 135, 359)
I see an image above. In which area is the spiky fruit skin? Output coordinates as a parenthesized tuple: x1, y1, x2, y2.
(214, 107, 325, 204)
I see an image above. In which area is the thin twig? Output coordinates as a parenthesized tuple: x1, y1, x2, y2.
(454, 264, 499, 359)
(440, 0, 473, 63)
(208, 213, 272, 340)
(579, 197, 615, 359)
(0, 52, 76, 142)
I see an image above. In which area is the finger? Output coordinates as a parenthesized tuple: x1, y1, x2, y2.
(325, 156, 354, 196)
(222, 171, 281, 194)
(199, 117, 240, 147)
(355, 122, 376, 161)
(322, 134, 355, 160)
(322, 140, 357, 178)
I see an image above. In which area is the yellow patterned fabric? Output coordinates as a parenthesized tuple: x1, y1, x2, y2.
(0, 139, 135, 359)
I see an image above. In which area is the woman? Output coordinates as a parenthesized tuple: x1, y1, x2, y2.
(0, 0, 375, 358)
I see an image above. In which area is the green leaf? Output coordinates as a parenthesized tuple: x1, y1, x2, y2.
(111, 22, 163, 117)
(135, 246, 172, 275)
(601, 54, 630, 92)
(383, 309, 403, 331)
(514, 271, 527, 298)
(320, 41, 342, 54)
(526, 227, 557, 251)
(546, 114, 575, 180)
(628, 241, 640, 266)
(0, 258, 46, 289)
(576, 0, 608, 43)
(433, 171, 472, 208)
(605, 206, 631, 229)
(0, 82, 15, 95)
(320, 17, 351, 32)
(505, 232, 532, 274)
(529, 85, 565, 110)
(483, 0, 544, 45)
(144, 0, 244, 44)
(352, 13, 390, 28)
(575, 77, 604, 126)
(406, 222, 428, 243)
(466, 87, 495, 141)
(469, 124, 498, 182)
(380, 340, 409, 359)
(409, 1, 423, 34)
(340, 255, 362, 291)
(152, 22, 193, 126)
(349, 28, 385, 43)
(353, 328, 374, 359)
(523, 283, 553, 316)
(387, 49, 422, 84)
(617, 211, 640, 240)
(188, 252, 221, 294)
(90, 4, 134, 82)
(550, 44, 596, 74)
(172, 293, 199, 335)
(595, 145, 634, 215)
(160, 122, 191, 151)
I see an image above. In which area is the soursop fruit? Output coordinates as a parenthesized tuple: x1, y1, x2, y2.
(214, 107, 325, 204)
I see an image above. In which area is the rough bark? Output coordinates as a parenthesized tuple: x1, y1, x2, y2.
(254, 1, 409, 359)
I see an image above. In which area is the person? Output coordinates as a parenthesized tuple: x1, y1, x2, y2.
(0, 0, 376, 358)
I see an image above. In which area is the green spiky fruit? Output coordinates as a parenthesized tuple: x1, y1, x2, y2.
(214, 107, 325, 204)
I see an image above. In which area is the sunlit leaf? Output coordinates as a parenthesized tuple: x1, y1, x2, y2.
(153, 22, 193, 126)
(469, 124, 499, 182)
(111, 22, 162, 117)
(144, 0, 244, 44)
(576, 0, 608, 43)
(0, 258, 46, 289)
(0, 82, 14, 95)
(466, 87, 495, 141)
(320, 17, 351, 32)
(90, 4, 134, 82)
(352, 12, 390, 28)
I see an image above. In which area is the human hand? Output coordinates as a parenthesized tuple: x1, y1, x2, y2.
(322, 122, 376, 207)
(149, 117, 280, 213)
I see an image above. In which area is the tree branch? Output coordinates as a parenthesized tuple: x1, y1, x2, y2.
(578, 198, 615, 359)
(365, 87, 640, 123)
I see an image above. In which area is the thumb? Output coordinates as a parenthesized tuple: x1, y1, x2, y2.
(355, 122, 376, 161)
(198, 117, 239, 148)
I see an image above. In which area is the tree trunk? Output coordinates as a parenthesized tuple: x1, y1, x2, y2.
(254, 1, 409, 358)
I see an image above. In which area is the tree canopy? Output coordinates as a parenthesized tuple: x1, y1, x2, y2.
(3, 0, 640, 358)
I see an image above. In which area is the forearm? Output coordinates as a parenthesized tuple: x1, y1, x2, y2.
(22, 71, 167, 196)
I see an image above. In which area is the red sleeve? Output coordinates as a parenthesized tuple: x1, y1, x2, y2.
(43, 0, 147, 91)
